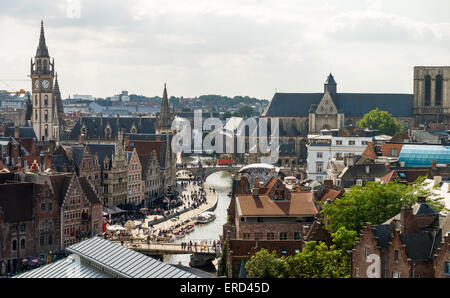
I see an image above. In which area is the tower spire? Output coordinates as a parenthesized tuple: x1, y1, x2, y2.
(158, 83, 172, 133)
(36, 20, 49, 58)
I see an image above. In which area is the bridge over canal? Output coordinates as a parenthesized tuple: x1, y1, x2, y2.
(114, 240, 221, 267)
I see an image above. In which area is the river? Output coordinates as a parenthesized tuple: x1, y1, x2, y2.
(165, 170, 232, 267)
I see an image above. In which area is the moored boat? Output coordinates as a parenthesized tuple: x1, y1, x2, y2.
(197, 211, 216, 224)
(185, 224, 195, 233)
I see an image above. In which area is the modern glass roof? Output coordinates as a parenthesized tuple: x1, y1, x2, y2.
(399, 145, 450, 167)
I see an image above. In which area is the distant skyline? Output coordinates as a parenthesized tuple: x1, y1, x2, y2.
(0, 0, 449, 99)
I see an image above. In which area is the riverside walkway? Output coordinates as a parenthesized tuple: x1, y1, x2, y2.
(115, 241, 221, 256)
(148, 175, 218, 233)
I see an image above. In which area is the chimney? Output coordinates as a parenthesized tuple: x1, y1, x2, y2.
(400, 204, 414, 234)
(43, 152, 52, 170)
(252, 177, 260, 198)
(252, 187, 259, 199)
(417, 196, 426, 204)
(14, 126, 20, 139)
(433, 176, 442, 186)
(254, 177, 260, 188)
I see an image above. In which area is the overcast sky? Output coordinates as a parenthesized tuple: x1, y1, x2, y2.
(0, 0, 449, 99)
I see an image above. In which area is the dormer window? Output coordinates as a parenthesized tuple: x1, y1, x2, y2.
(81, 124, 87, 136)
(105, 125, 112, 138)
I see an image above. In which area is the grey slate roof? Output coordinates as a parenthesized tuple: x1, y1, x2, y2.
(86, 144, 115, 165)
(51, 153, 72, 172)
(339, 164, 389, 179)
(400, 231, 442, 261)
(36, 21, 49, 58)
(374, 224, 391, 248)
(414, 203, 438, 216)
(325, 73, 337, 85)
(263, 92, 413, 117)
(5, 127, 37, 139)
(68, 117, 156, 139)
(79, 177, 101, 204)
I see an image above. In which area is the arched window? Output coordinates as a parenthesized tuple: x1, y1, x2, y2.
(45, 125, 48, 137)
(424, 75, 431, 106)
(44, 110, 48, 122)
(43, 60, 47, 72)
(35, 95, 38, 106)
(436, 75, 443, 106)
(44, 95, 48, 106)
(35, 111, 38, 121)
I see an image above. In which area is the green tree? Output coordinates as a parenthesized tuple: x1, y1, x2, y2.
(321, 178, 445, 234)
(236, 105, 256, 118)
(356, 108, 404, 136)
(285, 241, 350, 278)
(331, 227, 358, 252)
(222, 111, 232, 120)
(245, 249, 288, 278)
(217, 240, 228, 276)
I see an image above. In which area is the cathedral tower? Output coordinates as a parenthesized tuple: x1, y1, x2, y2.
(156, 83, 174, 134)
(31, 21, 56, 141)
(413, 66, 450, 125)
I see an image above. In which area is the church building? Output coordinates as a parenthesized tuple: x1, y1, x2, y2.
(261, 67, 450, 166)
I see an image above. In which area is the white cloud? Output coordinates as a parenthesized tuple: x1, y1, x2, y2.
(0, 0, 449, 99)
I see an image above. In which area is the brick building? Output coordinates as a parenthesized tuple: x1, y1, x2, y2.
(127, 148, 144, 206)
(351, 197, 450, 278)
(223, 174, 319, 277)
(0, 174, 60, 275)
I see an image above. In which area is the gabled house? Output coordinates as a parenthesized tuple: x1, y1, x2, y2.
(351, 197, 450, 278)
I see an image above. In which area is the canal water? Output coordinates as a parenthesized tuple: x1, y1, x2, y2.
(165, 171, 233, 267)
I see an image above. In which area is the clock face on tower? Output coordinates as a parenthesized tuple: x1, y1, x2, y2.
(34, 80, 39, 89)
(42, 80, 50, 89)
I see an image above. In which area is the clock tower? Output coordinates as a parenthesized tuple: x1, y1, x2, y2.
(31, 21, 55, 141)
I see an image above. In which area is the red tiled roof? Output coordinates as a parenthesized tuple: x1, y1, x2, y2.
(380, 170, 397, 183)
(236, 191, 318, 217)
(319, 188, 344, 202)
(361, 143, 377, 159)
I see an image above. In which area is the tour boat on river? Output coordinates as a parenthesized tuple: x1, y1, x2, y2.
(197, 211, 216, 224)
